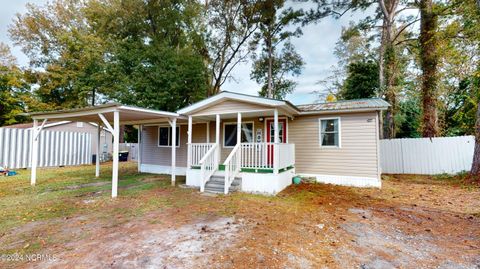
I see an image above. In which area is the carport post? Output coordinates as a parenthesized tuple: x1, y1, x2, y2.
(30, 119, 38, 186)
(187, 115, 192, 168)
(137, 124, 142, 172)
(112, 110, 120, 198)
(171, 118, 177, 186)
(31, 118, 47, 186)
(95, 122, 101, 178)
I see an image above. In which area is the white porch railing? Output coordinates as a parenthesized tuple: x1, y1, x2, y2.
(240, 142, 295, 172)
(274, 143, 295, 171)
(224, 143, 241, 194)
(189, 143, 215, 167)
(241, 142, 272, 169)
(200, 144, 218, 192)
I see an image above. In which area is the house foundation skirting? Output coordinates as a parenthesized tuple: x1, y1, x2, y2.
(299, 173, 381, 188)
(241, 169, 295, 195)
(185, 168, 295, 195)
(140, 164, 187, 176)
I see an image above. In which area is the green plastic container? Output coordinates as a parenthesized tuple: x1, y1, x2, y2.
(293, 176, 301, 184)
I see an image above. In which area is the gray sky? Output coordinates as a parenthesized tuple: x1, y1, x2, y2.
(0, 0, 371, 105)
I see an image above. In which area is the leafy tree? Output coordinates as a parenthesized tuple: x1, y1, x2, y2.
(334, 23, 376, 68)
(85, 0, 209, 111)
(396, 97, 422, 138)
(308, 0, 417, 139)
(448, 0, 480, 177)
(206, 0, 261, 95)
(9, 0, 105, 109)
(443, 79, 478, 136)
(0, 43, 31, 125)
(251, 41, 304, 99)
(251, 0, 304, 99)
(9, 0, 209, 112)
(378, 0, 417, 139)
(339, 60, 379, 100)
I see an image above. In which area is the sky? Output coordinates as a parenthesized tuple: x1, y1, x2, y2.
(0, 0, 372, 105)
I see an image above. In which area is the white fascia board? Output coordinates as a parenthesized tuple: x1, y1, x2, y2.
(28, 121, 72, 129)
(118, 106, 179, 117)
(177, 92, 289, 115)
(31, 107, 118, 120)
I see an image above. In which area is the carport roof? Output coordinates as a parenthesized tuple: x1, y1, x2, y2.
(28, 103, 181, 125)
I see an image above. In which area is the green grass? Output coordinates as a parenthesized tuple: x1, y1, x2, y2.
(0, 162, 178, 234)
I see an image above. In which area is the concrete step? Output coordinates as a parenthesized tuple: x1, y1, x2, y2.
(204, 176, 241, 194)
(209, 176, 241, 186)
(204, 186, 240, 194)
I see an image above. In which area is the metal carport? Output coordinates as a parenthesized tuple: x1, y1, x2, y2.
(28, 103, 180, 197)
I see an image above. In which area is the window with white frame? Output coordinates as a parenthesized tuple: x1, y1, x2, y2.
(158, 126, 180, 147)
(223, 122, 253, 147)
(319, 118, 340, 147)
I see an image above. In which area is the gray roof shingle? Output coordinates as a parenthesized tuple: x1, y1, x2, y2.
(297, 98, 390, 112)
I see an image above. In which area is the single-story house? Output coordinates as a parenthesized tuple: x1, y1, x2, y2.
(4, 121, 113, 162)
(28, 91, 389, 197)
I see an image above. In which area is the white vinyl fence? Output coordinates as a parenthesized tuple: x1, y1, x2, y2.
(119, 143, 138, 162)
(380, 136, 475, 175)
(0, 128, 92, 169)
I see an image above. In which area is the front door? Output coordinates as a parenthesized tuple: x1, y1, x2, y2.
(266, 119, 287, 166)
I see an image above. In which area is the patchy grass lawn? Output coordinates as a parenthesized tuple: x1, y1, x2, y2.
(0, 164, 479, 268)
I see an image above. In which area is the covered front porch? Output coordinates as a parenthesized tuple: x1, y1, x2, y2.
(178, 94, 298, 195)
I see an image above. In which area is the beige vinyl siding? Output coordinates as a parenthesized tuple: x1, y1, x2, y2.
(140, 125, 188, 167)
(141, 117, 265, 166)
(192, 100, 269, 116)
(289, 112, 379, 179)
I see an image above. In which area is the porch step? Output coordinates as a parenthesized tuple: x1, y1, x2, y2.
(204, 176, 241, 194)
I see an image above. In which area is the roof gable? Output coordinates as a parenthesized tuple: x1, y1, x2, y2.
(190, 99, 274, 116)
(177, 91, 299, 115)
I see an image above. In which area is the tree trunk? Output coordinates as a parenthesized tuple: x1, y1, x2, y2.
(119, 125, 125, 143)
(419, 0, 439, 137)
(379, 0, 399, 139)
(378, 20, 386, 139)
(471, 101, 480, 179)
(267, 35, 273, 99)
(91, 87, 96, 106)
(384, 44, 397, 138)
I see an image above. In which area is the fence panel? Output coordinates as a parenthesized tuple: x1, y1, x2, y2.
(0, 128, 92, 169)
(119, 143, 138, 162)
(380, 136, 475, 175)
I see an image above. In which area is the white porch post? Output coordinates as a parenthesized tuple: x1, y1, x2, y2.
(137, 124, 142, 172)
(187, 115, 192, 168)
(273, 109, 279, 174)
(237, 113, 242, 145)
(95, 122, 101, 178)
(112, 110, 120, 198)
(237, 112, 242, 171)
(30, 119, 38, 186)
(216, 114, 220, 163)
(170, 118, 177, 186)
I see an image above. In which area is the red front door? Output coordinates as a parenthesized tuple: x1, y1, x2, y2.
(266, 119, 287, 166)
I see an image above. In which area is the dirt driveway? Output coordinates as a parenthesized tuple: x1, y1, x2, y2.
(0, 165, 479, 268)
